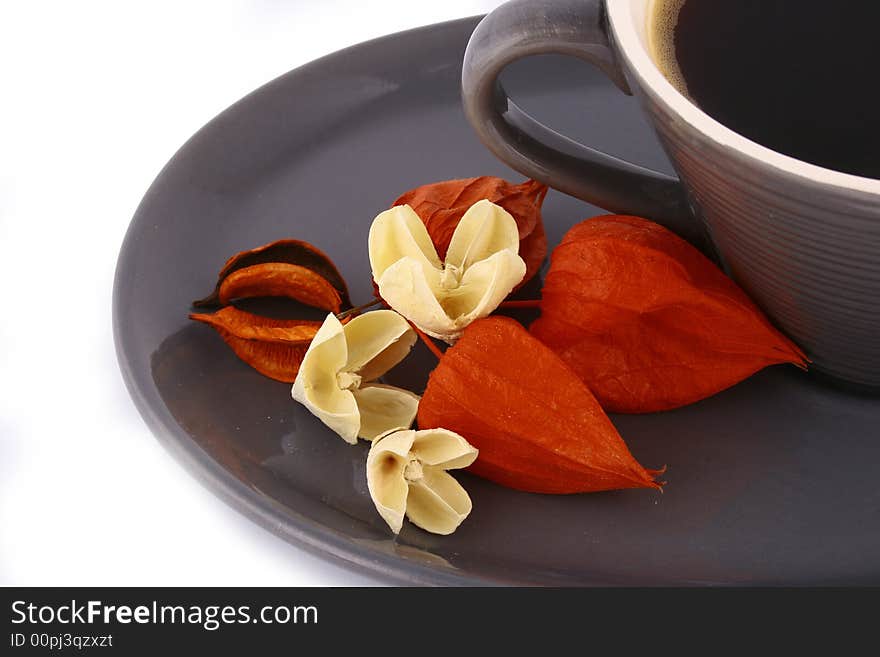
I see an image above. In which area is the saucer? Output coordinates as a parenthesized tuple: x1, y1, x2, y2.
(113, 17, 880, 585)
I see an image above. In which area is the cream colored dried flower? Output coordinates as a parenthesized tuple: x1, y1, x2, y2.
(367, 428, 478, 535)
(292, 310, 420, 444)
(368, 199, 526, 343)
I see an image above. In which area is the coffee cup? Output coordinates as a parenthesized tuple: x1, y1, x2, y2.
(462, 0, 880, 388)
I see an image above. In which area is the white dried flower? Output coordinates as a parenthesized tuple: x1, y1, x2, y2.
(369, 199, 526, 343)
(367, 428, 478, 535)
(292, 310, 420, 443)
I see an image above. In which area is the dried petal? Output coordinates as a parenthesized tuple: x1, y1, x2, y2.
(193, 238, 351, 311)
(366, 429, 476, 535)
(409, 428, 479, 470)
(366, 431, 411, 533)
(292, 311, 420, 443)
(406, 471, 472, 536)
(217, 263, 342, 312)
(530, 215, 809, 413)
(393, 176, 549, 284)
(292, 313, 359, 442)
(445, 198, 521, 270)
(418, 316, 663, 494)
(189, 306, 321, 382)
(342, 308, 417, 380)
(371, 257, 448, 335)
(369, 201, 526, 342)
(352, 384, 421, 441)
(367, 205, 442, 283)
(443, 249, 527, 322)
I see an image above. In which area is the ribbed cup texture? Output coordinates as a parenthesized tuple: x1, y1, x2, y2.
(643, 96, 880, 387)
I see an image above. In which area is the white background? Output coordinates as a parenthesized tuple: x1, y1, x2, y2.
(0, 0, 502, 586)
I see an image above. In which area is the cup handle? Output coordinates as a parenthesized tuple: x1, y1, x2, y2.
(462, 0, 706, 249)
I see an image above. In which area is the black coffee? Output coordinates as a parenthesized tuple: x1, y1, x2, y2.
(650, 1, 880, 179)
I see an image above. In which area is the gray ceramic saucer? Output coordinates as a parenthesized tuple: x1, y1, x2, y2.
(113, 17, 880, 585)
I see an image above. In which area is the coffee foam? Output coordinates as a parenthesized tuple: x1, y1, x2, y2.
(648, 0, 690, 99)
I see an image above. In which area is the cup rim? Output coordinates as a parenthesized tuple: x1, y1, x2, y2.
(607, 0, 880, 196)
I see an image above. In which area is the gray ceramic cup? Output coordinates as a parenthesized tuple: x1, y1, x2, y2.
(462, 0, 880, 388)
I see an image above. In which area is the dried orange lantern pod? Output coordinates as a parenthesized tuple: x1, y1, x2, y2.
(531, 215, 807, 413)
(418, 316, 664, 494)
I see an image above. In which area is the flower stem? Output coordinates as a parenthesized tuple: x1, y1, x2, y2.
(499, 299, 541, 309)
(410, 323, 445, 360)
(336, 297, 384, 320)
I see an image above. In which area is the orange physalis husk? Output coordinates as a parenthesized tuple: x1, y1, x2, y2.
(392, 176, 549, 286)
(189, 306, 322, 382)
(530, 215, 809, 413)
(417, 316, 664, 494)
(193, 239, 352, 312)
